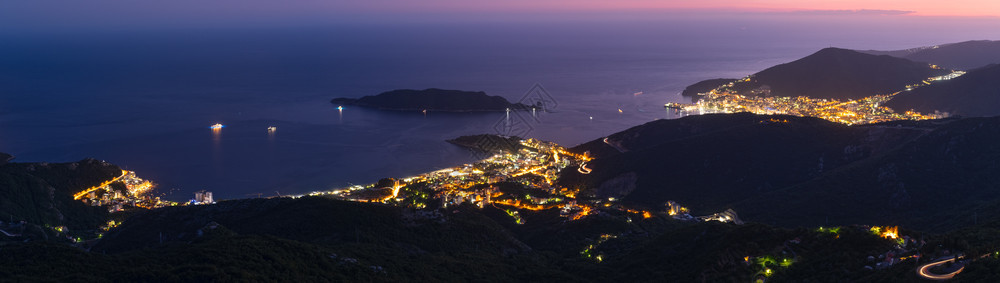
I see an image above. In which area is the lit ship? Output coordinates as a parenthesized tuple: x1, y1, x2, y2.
(210, 123, 224, 129)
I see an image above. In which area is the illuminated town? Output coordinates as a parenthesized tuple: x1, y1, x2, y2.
(56, 68, 983, 279)
(74, 170, 175, 211)
(300, 137, 746, 226)
(674, 70, 966, 125)
(59, 127, 985, 280)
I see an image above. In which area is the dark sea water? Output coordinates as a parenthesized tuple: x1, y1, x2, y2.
(1, 18, 996, 201)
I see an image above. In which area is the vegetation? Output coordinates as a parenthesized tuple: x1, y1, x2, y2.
(0, 194, 943, 282)
(10, 110, 1000, 280)
(0, 156, 120, 234)
(561, 113, 1000, 232)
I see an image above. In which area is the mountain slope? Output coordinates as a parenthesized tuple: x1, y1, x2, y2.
(560, 113, 1000, 231)
(0, 156, 120, 232)
(680, 78, 736, 100)
(863, 40, 1000, 70)
(885, 64, 1000, 117)
(726, 48, 949, 100)
(3, 194, 926, 282)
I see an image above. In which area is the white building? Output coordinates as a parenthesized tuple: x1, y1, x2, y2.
(194, 190, 214, 204)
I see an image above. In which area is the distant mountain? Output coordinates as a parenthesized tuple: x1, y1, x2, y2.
(560, 113, 1000, 232)
(723, 48, 949, 100)
(680, 78, 736, 99)
(861, 40, 1000, 70)
(885, 64, 1000, 117)
(331, 88, 530, 112)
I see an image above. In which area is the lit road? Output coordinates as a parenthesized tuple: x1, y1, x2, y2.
(917, 257, 964, 280)
(0, 229, 20, 237)
(73, 170, 130, 200)
(603, 138, 626, 153)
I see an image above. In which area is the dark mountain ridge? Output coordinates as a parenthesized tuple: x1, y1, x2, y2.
(885, 64, 1000, 117)
(560, 113, 1000, 232)
(861, 40, 1000, 70)
(725, 48, 950, 100)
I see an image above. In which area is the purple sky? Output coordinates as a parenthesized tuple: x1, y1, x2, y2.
(3, 0, 1000, 33)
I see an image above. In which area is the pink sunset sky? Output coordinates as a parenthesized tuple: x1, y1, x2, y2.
(1, 0, 998, 32)
(340, 0, 1000, 17)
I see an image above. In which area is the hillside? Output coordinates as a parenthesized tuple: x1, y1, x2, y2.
(862, 40, 1000, 70)
(680, 78, 736, 100)
(724, 48, 949, 100)
(8, 118, 1000, 280)
(560, 113, 1000, 232)
(331, 88, 530, 112)
(0, 155, 120, 235)
(1, 194, 941, 282)
(885, 64, 1000, 117)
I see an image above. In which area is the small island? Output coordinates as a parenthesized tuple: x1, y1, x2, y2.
(331, 88, 531, 112)
(446, 134, 527, 154)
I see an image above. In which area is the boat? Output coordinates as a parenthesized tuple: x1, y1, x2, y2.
(267, 126, 277, 132)
(210, 123, 224, 129)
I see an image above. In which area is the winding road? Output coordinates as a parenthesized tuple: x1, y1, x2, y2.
(603, 137, 626, 153)
(917, 257, 964, 280)
(0, 228, 20, 237)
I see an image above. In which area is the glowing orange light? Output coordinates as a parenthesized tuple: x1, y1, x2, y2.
(881, 226, 899, 239)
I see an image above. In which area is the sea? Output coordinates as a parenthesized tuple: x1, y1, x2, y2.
(2, 15, 997, 201)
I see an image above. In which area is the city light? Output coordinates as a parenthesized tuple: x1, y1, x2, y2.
(881, 226, 899, 239)
(686, 71, 965, 125)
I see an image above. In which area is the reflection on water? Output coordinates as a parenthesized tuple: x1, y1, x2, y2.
(267, 126, 277, 142)
(211, 126, 223, 175)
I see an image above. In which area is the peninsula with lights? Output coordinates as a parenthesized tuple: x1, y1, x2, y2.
(330, 88, 532, 112)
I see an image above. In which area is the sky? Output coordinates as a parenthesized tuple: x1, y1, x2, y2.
(1, 0, 999, 33)
(332, 0, 1000, 16)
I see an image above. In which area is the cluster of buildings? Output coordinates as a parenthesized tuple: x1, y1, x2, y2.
(865, 225, 926, 270)
(664, 200, 743, 224)
(192, 190, 215, 205)
(324, 135, 749, 227)
(76, 170, 173, 211)
(73, 169, 216, 211)
(323, 138, 601, 222)
(686, 71, 965, 125)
